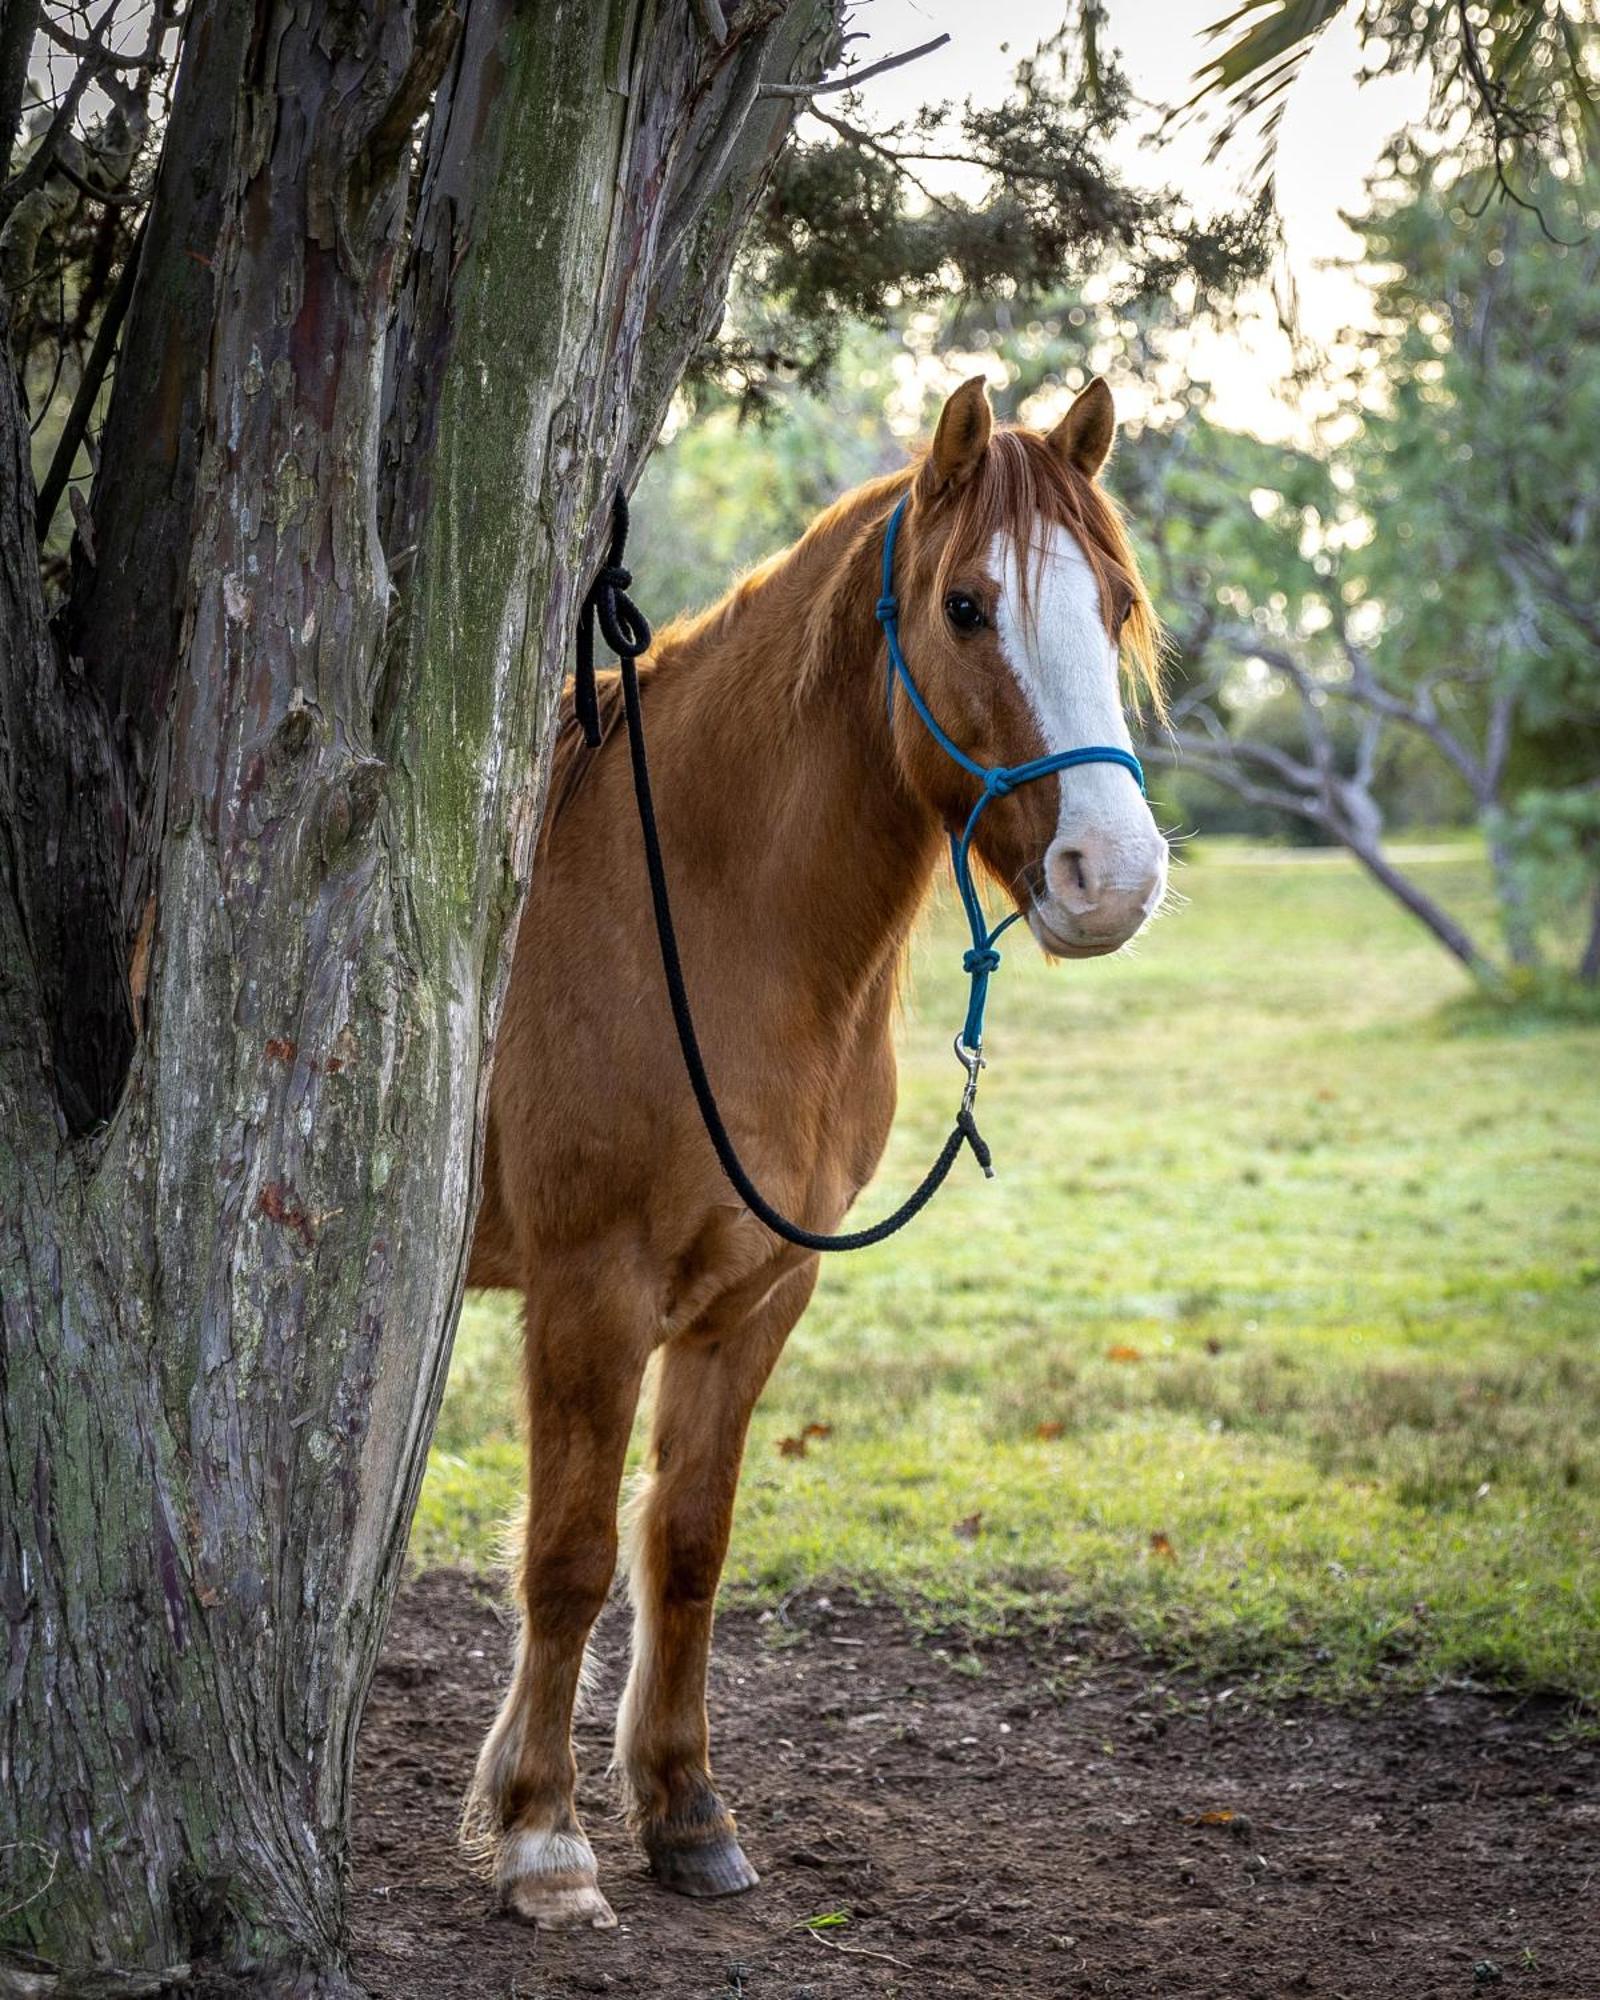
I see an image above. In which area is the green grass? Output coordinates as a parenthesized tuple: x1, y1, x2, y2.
(414, 838, 1600, 1702)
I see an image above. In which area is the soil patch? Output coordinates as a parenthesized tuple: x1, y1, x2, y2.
(351, 1570, 1598, 1999)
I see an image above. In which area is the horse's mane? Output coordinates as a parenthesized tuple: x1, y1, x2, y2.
(545, 418, 1163, 832)
(659, 426, 1163, 711)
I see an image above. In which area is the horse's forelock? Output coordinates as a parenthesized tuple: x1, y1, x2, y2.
(926, 427, 1165, 718)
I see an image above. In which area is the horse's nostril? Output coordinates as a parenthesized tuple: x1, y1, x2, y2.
(1049, 841, 1102, 912)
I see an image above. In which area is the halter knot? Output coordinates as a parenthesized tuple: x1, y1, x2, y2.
(963, 945, 1002, 976)
(575, 492, 653, 746)
(875, 594, 899, 625)
(984, 768, 1016, 798)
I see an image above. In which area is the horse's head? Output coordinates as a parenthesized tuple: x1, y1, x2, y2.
(891, 376, 1167, 958)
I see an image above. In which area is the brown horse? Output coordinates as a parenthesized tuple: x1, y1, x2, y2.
(464, 375, 1167, 1928)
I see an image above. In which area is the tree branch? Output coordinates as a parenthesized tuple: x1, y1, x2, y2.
(47, 149, 145, 205)
(0, 0, 38, 188)
(1336, 634, 1495, 799)
(1145, 735, 1323, 826)
(805, 105, 963, 215)
(691, 0, 729, 43)
(1150, 728, 1496, 982)
(35, 211, 143, 541)
(760, 32, 948, 99)
(0, 0, 120, 228)
(40, 13, 161, 69)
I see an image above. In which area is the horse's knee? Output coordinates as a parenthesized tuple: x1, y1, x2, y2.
(632, 1481, 727, 1609)
(521, 1532, 617, 1642)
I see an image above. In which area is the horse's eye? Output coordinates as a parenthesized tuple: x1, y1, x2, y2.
(944, 592, 986, 634)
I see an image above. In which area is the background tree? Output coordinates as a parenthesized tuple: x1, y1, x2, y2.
(1138, 156, 1600, 988)
(632, 107, 1600, 994)
(700, 17, 1272, 409)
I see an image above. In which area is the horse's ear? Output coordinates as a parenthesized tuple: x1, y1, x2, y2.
(923, 375, 992, 494)
(1047, 376, 1116, 479)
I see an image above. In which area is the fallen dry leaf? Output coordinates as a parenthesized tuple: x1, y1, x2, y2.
(1107, 1344, 1143, 1364)
(1035, 1420, 1065, 1441)
(777, 1436, 807, 1458)
(802, 1421, 833, 1441)
(1149, 1531, 1177, 1562)
(952, 1512, 983, 1542)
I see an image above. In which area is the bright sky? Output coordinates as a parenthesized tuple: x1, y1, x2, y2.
(836, 0, 1432, 438)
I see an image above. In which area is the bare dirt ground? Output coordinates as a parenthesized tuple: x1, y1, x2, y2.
(350, 1571, 1599, 2000)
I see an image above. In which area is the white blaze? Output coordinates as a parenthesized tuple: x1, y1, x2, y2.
(988, 523, 1166, 927)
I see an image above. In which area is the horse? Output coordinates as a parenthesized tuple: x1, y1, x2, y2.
(463, 374, 1168, 1929)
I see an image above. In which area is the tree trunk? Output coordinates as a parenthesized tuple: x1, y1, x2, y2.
(1485, 822, 1541, 970)
(0, 3, 837, 1993)
(1579, 877, 1600, 988)
(1343, 835, 1504, 989)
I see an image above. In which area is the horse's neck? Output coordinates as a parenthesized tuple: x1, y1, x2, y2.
(646, 483, 942, 1012)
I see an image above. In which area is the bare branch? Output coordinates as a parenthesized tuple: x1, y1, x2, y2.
(1352, 706, 1383, 795)
(691, 0, 729, 43)
(1332, 634, 1493, 797)
(1150, 727, 1496, 981)
(35, 215, 144, 543)
(760, 33, 949, 99)
(1482, 685, 1517, 795)
(40, 15, 160, 70)
(1145, 733, 1323, 825)
(0, 0, 120, 228)
(48, 151, 145, 206)
(805, 105, 963, 216)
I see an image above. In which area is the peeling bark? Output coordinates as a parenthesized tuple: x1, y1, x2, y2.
(0, 1, 839, 1991)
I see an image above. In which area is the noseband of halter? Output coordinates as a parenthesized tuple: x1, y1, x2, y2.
(578, 486, 1148, 1254)
(874, 493, 1146, 1070)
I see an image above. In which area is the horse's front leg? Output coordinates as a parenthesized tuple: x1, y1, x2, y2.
(617, 1261, 817, 1897)
(465, 1276, 651, 1929)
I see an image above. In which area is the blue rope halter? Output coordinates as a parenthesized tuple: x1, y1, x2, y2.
(875, 494, 1146, 1131)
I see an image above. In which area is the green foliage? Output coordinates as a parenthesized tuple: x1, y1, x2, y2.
(415, 841, 1600, 1702)
(1191, 1, 1598, 203)
(1352, 157, 1600, 760)
(711, 25, 1272, 409)
(630, 328, 916, 616)
(1099, 152, 1600, 974)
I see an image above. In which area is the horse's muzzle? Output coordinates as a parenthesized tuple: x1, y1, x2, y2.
(1030, 828, 1167, 957)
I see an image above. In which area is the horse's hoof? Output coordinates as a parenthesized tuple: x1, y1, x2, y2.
(504, 1877, 618, 1929)
(648, 1834, 760, 1899)
(498, 1829, 617, 1930)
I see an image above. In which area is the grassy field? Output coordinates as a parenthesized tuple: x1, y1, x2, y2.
(414, 840, 1599, 1703)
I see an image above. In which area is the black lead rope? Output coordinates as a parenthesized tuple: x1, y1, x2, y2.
(575, 489, 991, 1254)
